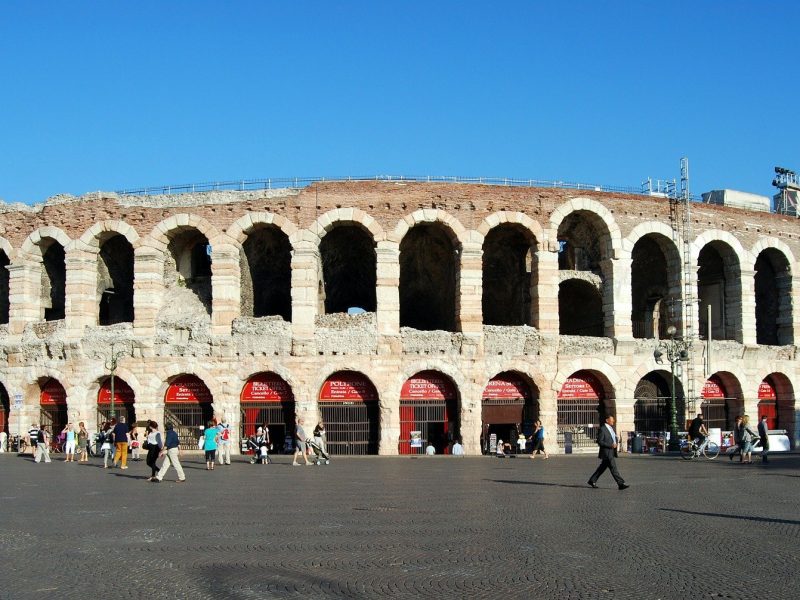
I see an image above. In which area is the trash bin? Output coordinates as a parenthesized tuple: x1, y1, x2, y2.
(631, 434, 643, 454)
(564, 431, 573, 454)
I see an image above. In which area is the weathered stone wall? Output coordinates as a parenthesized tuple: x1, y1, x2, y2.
(0, 181, 798, 455)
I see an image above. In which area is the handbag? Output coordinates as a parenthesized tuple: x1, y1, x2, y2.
(142, 440, 151, 450)
(198, 437, 205, 450)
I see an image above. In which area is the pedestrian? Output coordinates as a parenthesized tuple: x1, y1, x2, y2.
(145, 421, 163, 481)
(426, 442, 437, 456)
(202, 420, 219, 470)
(728, 416, 743, 462)
(28, 423, 39, 456)
(313, 420, 329, 462)
(587, 415, 629, 490)
(740, 415, 759, 464)
(154, 423, 185, 483)
(129, 430, 141, 462)
(100, 421, 114, 468)
(451, 439, 465, 456)
(77, 422, 89, 463)
(292, 417, 310, 466)
(111, 416, 130, 469)
(217, 417, 232, 465)
(62, 423, 76, 462)
(34, 425, 51, 463)
(529, 419, 549, 460)
(758, 415, 770, 464)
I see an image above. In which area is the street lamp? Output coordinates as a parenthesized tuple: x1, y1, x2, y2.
(94, 342, 130, 419)
(653, 325, 690, 452)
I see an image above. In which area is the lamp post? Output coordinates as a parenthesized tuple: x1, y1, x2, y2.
(653, 325, 690, 452)
(95, 342, 130, 419)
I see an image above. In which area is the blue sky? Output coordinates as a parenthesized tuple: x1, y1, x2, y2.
(0, 1, 796, 204)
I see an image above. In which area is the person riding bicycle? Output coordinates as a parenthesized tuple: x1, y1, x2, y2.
(688, 413, 708, 450)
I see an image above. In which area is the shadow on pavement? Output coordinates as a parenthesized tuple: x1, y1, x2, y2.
(487, 479, 590, 490)
(659, 507, 800, 526)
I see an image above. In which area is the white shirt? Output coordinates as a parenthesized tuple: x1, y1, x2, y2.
(604, 423, 617, 444)
(451, 443, 464, 456)
(425, 444, 436, 455)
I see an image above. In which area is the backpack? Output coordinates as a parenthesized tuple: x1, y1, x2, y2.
(221, 426, 230, 441)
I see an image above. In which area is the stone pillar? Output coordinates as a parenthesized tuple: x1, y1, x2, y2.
(604, 256, 633, 340)
(132, 246, 165, 338)
(64, 246, 98, 337)
(538, 388, 559, 455)
(615, 399, 635, 452)
(65, 384, 92, 431)
(458, 239, 483, 356)
(738, 267, 756, 345)
(775, 272, 794, 345)
(379, 387, 400, 456)
(460, 376, 482, 455)
(534, 245, 559, 335)
(8, 261, 40, 335)
(210, 243, 241, 335)
(376, 241, 400, 354)
(290, 240, 319, 356)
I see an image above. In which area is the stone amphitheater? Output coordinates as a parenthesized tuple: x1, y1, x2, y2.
(0, 179, 796, 455)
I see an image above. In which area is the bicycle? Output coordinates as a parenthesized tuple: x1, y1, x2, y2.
(681, 437, 720, 460)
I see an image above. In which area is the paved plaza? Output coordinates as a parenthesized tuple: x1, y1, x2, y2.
(0, 451, 798, 599)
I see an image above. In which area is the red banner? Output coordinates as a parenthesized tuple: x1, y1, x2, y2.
(702, 376, 726, 399)
(758, 379, 776, 400)
(558, 372, 603, 400)
(482, 373, 531, 400)
(400, 371, 456, 401)
(164, 375, 213, 404)
(40, 379, 67, 405)
(320, 371, 378, 402)
(241, 373, 294, 403)
(98, 378, 135, 405)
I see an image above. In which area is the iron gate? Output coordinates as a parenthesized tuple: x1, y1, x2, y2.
(633, 397, 687, 434)
(556, 398, 609, 449)
(399, 400, 457, 455)
(97, 405, 137, 430)
(240, 402, 294, 452)
(165, 403, 213, 450)
(702, 398, 739, 431)
(319, 401, 379, 455)
(40, 406, 67, 449)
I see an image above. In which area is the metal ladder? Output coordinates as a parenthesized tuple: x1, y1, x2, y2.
(669, 157, 697, 415)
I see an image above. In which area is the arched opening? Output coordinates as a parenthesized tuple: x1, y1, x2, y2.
(0, 382, 8, 446)
(165, 229, 212, 315)
(633, 371, 685, 438)
(320, 225, 377, 314)
(557, 211, 608, 272)
(697, 242, 741, 341)
(754, 249, 792, 345)
(399, 370, 459, 454)
(97, 234, 135, 325)
(557, 370, 615, 451)
(41, 239, 66, 321)
(481, 371, 538, 455)
(482, 225, 535, 326)
(240, 372, 294, 453)
(701, 374, 742, 431)
(164, 375, 214, 449)
(0, 250, 9, 324)
(631, 235, 681, 339)
(759, 373, 795, 447)
(97, 377, 136, 429)
(399, 224, 459, 331)
(40, 378, 67, 450)
(558, 279, 603, 336)
(240, 225, 292, 320)
(319, 371, 379, 455)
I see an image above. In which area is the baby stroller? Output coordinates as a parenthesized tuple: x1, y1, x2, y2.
(306, 438, 330, 465)
(247, 434, 272, 464)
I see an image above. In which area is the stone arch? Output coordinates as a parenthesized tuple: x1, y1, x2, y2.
(632, 369, 685, 434)
(317, 219, 378, 314)
(752, 242, 793, 345)
(482, 221, 537, 326)
(238, 221, 293, 320)
(145, 214, 222, 254)
(553, 358, 621, 398)
(554, 365, 618, 451)
(153, 366, 224, 404)
(309, 208, 386, 243)
(227, 212, 299, 247)
(548, 197, 622, 258)
(20, 226, 72, 257)
(702, 368, 745, 431)
(0, 237, 12, 325)
(628, 227, 683, 339)
(694, 232, 744, 342)
(757, 371, 795, 443)
(315, 368, 381, 455)
(79, 220, 141, 250)
(392, 209, 468, 245)
(484, 361, 549, 399)
(398, 365, 463, 455)
(477, 211, 543, 250)
(398, 218, 462, 331)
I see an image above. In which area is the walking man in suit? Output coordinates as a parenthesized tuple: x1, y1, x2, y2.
(587, 415, 629, 490)
(757, 415, 770, 464)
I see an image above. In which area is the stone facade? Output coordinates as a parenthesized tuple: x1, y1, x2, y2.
(0, 181, 797, 454)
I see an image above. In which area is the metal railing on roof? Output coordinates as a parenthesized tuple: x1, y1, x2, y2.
(115, 175, 703, 200)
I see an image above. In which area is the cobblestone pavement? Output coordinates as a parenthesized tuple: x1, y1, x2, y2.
(0, 451, 798, 599)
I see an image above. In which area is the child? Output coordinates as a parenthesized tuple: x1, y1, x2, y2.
(130, 430, 141, 461)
